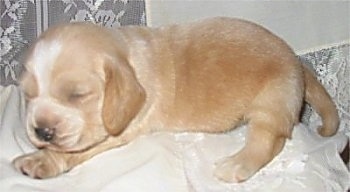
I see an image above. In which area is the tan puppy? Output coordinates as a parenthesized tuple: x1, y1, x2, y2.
(13, 17, 339, 182)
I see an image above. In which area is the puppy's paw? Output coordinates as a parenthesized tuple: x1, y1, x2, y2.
(13, 150, 67, 179)
(214, 154, 258, 183)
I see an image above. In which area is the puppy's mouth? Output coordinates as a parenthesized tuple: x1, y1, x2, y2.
(30, 130, 109, 153)
(49, 136, 109, 153)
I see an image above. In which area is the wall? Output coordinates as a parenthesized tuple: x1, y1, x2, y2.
(146, 0, 349, 53)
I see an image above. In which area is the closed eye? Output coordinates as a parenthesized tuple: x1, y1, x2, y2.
(23, 91, 35, 101)
(68, 91, 93, 103)
(20, 73, 38, 101)
(22, 87, 38, 101)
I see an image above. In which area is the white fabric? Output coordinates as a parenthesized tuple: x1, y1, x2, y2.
(1, 85, 349, 192)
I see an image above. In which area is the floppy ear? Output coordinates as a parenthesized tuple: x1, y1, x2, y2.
(102, 57, 146, 136)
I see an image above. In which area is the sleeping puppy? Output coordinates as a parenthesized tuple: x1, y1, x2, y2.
(13, 17, 339, 182)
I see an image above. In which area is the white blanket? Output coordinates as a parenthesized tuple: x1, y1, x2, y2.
(1, 85, 349, 192)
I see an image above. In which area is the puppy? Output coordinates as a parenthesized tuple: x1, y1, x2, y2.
(13, 17, 339, 182)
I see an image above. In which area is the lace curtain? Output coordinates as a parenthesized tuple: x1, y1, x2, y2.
(0, 1, 349, 133)
(300, 44, 350, 134)
(0, 0, 146, 86)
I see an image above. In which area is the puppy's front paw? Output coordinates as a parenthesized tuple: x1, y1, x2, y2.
(13, 150, 67, 179)
(214, 153, 258, 183)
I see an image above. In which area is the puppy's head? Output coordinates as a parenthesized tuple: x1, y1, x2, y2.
(21, 23, 145, 152)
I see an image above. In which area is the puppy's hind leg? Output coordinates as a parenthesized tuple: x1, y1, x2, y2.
(214, 111, 288, 182)
(215, 80, 302, 182)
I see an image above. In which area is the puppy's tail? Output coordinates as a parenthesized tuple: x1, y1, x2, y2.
(303, 65, 339, 136)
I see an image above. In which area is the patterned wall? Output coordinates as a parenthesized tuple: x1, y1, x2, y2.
(0, 0, 146, 85)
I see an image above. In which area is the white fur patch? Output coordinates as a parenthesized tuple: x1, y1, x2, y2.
(31, 40, 62, 95)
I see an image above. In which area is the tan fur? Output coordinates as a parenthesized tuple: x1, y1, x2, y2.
(13, 17, 338, 182)
(102, 55, 146, 136)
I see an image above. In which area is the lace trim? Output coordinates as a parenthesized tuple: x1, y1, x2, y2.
(300, 43, 349, 133)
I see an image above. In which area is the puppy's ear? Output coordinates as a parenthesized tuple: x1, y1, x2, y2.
(102, 57, 145, 136)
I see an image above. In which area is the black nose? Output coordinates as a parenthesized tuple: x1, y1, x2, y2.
(34, 127, 55, 142)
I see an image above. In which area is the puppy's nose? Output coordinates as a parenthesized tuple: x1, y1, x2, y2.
(34, 127, 55, 142)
